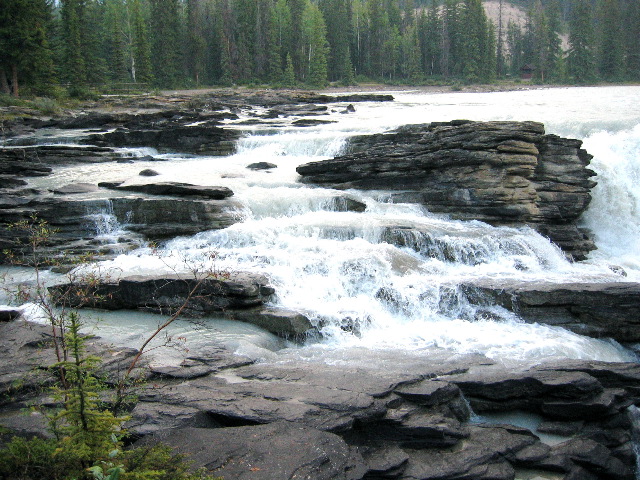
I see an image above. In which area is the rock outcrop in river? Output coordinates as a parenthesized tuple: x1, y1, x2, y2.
(461, 280, 640, 342)
(49, 273, 314, 338)
(297, 120, 597, 260)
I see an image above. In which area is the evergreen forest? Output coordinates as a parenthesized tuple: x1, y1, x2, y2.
(1, 0, 639, 97)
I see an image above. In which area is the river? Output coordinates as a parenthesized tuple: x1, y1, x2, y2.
(5, 85, 640, 369)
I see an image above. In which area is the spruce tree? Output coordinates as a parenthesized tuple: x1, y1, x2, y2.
(131, 0, 153, 84)
(61, 0, 86, 86)
(568, 0, 597, 83)
(302, 1, 329, 86)
(319, 0, 354, 83)
(288, 0, 307, 79)
(417, 1, 441, 77)
(104, 0, 130, 83)
(149, 0, 182, 87)
(597, 0, 624, 81)
(283, 52, 296, 86)
(0, 0, 55, 96)
(623, 0, 640, 80)
(506, 19, 523, 77)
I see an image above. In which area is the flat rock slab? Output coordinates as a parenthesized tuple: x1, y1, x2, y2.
(48, 273, 316, 338)
(51, 182, 100, 194)
(137, 423, 367, 480)
(104, 181, 234, 199)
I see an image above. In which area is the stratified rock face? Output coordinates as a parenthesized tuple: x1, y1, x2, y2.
(461, 280, 640, 342)
(48, 274, 314, 338)
(296, 121, 597, 260)
(3, 318, 640, 480)
(90, 123, 240, 155)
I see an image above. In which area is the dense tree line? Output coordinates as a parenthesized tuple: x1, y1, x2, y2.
(1, 0, 639, 96)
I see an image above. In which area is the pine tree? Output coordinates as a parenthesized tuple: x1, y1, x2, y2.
(186, 0, 208, 85)
(417, 1, 441, 77)
(149, 0, 182, 87)
(104, 0, 130, 83)
(288, 0, 307, 79)
(319, 0, 354, 83)
(506, 19, 523, 77)
(623, 0, 640, 80)
(283, 52, 296, 86)
(61, 0, 86, 86)
(351, 0, 368, 77)
(401, 23, 422, 81)
(441, 0, 459, 78)
(302, 1, 329, 86)
(368, 0, 386, 78)
(459, 0, 489, 83)
(597, 0, 624, 81)
(568, 0, 597, 83)
(0, 0, 55, 96)
(131, 0, 153, 84)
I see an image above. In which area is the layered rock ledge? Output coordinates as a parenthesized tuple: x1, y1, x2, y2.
(297, 120, 597, 260)
(2, 318, 640, 480)
(461, 280, 640, 343)
(49, 273, 314, 338)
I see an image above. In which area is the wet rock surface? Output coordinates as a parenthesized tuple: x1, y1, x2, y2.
(0, 191, 242, 261)
(461, 280, 640, 343)
(101, 181, 234, 199)
(297, 120, 597, 260)
(48, 273, 313, 338)
(1, 318, 639, 480)
(3, 93, 640, 480)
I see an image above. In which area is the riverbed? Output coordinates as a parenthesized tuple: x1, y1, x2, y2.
(4, 85, 640, 369)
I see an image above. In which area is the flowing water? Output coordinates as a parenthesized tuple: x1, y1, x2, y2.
(5, 85, 640, 368)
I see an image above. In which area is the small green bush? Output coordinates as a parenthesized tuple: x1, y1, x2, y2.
(32, 97, 61, 115)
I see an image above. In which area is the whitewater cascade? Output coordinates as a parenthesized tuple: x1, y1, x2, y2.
(5, 86, 640, 368)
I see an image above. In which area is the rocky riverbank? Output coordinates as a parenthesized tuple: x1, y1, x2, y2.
(0, 90, 390, 261)
(1, 316, 640, 480)
(3, 90, 640, 480)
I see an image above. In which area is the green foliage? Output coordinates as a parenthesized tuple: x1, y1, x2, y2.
(0, 218, 223, 480)
(0, 0, 55, 96)
(4, 0, 640, 101)
(282, 53, 296, 87)
(568, 0, 597, 83)
(32, 97, 61, 115)
(302, 1, 329, 86)
(0, 436, 223, 480)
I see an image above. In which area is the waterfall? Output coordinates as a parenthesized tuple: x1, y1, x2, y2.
(83, 200, 143, 254)
(7, 86, 640, 367)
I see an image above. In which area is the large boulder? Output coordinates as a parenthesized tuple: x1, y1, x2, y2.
(297, 121, 596, 260)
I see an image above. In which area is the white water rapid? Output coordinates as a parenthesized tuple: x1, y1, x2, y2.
(5, 86, 640, 368)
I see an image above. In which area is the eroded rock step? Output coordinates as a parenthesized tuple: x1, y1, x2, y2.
(297, 120, 597, 260)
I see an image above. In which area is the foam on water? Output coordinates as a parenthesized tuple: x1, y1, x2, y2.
(7, 86, 640, 366)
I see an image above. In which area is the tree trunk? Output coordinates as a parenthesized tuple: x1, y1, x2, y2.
(0, 69, 10, 95)
(11, 64, 19, 97)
